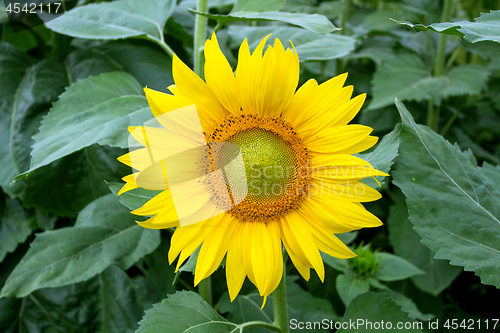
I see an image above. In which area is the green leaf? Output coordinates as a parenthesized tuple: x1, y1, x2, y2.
(0, 277, 100, 333)
(338, 292, 420, 333)
(395, 10, 500, 44)
(100, 266, 145, 333)
(194, 11, 338, 35)
(393, 99, 500, 288)
(388, 201, 462, 295)
(218, 276, 339, 332)
(137, 291, 237, 333)
(335, 274, 370, 306)
(134, 240, 177, 308)
(67, 42, 174, 92)
(107, 182, 160, 211)
(321, 252, 348, 272)
(46, 0, 176, 44)
(231, 0, 284, 12)
(8, 145, 122, 217)
(441, 64, 490, 98)
(11, 59, 69, 173)
(19, 72, 150, 178)
(0, 265, 149, 333)
(0, 198, 36, 262)
(95, 42, 174, 92)
(1, 194, 160, 298)
(228, 26, 355, 61)
(358, 124, 401, 188)
(385, 289, 435, 321)
(0, 43, 35, 190)
(368, 54, 448, 110)
(374, 252, 425, 282)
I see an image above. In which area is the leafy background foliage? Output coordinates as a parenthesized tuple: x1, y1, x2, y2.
(1, 0, 500, 332)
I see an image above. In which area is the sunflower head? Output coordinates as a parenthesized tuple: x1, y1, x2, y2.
(118, 33, 387, 305)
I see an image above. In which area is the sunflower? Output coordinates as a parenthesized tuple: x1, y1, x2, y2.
(117, 33, 387, 305)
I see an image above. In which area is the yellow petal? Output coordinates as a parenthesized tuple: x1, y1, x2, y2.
(172, 54, 226, 122)
(310, 180, 383, 202)
(226, 223, 247, 301)
(334, 136, 379, 155)
(204, 33, 240, 114)
(131, 189, 174, 216)
(194, 214, 237, 285)
(305, 125, 373, 153)
(117, 174, 139, 195)
(235, 36, 299, 117)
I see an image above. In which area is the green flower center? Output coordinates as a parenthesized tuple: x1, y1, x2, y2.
(205, 114, 310, 221)
(228, 128, 297, 202)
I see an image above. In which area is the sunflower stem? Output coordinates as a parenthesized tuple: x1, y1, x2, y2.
(194, 0, 208, 77)
(273, 270, 289, 333)
(198, 277, 212, 307)
(428, 0, 453, 131)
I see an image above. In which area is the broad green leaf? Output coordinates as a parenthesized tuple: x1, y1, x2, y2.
(335, 274, 370, 306)
(0, 43, 35, 190)
(20, 72, 150, 178)
(338, 292, 420, 333)
(0, 277, 100, 333)
(134, 240, 177, 308)
(336, 231, 358, 245)
(0, 198, 36, 262)
(194, 11, 338, 35)
(11, 60, 69, 172)
(388, 201, 461, 295)
(441, 64, 490, 98)
(8, 145, 123, 217)
(137, 291, 238, 333)
(395, 10, 500, 44)
(368, 54, 448, 110)
(107, 182, 160, 211)
(1, 194, 160, 298)
(67, 42, 174, 92)
(393, 99, 500, 288)
(374, 252, 425, 282)
(95, 42, 174, 92)
(218, 277, 339, 333)
(228, 26, 355, 61)
(100, 266, 145, 333)
(231, 0, 284, 12)
(0, 266, 149, 333)
(321, 252, 348, 272)
(358, 124, 401, 188)
(385, 290, 434, 321)
(46, 0, 176, 44)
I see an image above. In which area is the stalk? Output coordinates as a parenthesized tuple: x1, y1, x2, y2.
(193, 0, 211, 305)
(428, 0, 453, 131)
(273, 270, 289, 333)
(194, 0, 208, 78)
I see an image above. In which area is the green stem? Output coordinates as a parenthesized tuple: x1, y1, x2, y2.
(198, 277, 212, 307)
(51, 31, 70, 61)
(194, 0, 208, 77)
(340, 0, 351, 35)
(434, 0, 452, 77)
(440, 113, 458, 137)
(428, 0, 453, 131)
(145, 35, 175, 58)
(273, 270, 288, 333)
(237, 321, 281, 332)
